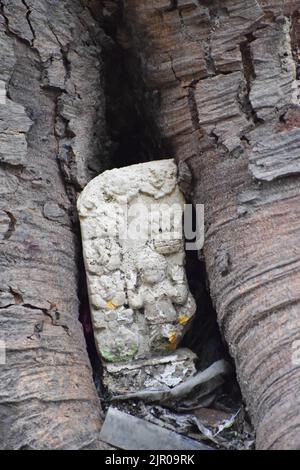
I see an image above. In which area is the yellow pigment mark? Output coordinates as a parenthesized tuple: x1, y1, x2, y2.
(178, 314, 190, 326)
(168, 332, 177, 345)
(106, 300, 117, 310)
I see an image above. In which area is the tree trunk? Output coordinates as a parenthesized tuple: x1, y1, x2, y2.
(116, 0, 300, 450)
(0, 0, 111, 450)
(2, 0, 300, 451)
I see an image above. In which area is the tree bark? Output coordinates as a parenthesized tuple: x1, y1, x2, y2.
(2, 0, 300, 451)
(116, 0, 300, 450)
(0, 0, 111, 450)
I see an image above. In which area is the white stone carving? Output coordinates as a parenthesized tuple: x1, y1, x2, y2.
(78, 159, 197, 392)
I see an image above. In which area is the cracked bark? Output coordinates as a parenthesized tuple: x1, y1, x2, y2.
(2, 0, 300, 451)
(114, 0, 300, 450)
(0, 0, 112, 450)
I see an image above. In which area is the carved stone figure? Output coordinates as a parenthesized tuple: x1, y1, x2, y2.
(78, 159, 197, 393)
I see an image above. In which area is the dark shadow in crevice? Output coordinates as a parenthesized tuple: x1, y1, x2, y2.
(181, 249, 227, 369)
(78, 239, 104, 396)
(177, 202, 227, 369)
(182, 251, 244, 410)
(180, 204, 243, 408)
(99, 3, 167, 169)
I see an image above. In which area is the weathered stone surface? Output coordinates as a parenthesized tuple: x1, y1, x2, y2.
(78, 159, 196, 367)
(103, 349, 197, 395)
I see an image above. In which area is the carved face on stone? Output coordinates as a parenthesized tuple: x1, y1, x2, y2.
(77, 160, 196, 364)
(137, 249, 167, 285)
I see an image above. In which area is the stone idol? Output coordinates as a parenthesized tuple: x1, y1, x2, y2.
(77, 160, 197, 394)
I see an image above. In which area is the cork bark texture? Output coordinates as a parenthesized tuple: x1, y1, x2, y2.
(112, 0, 300, 450)
(0, 0, 111, 450)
